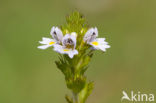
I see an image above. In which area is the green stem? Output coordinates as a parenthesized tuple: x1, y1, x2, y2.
(73, 92, 79, 103)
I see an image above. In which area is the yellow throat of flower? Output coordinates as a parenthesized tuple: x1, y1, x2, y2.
(92, 41, 98, 46)
(49, 41, 55, 45)
(63, 49, 70, 51)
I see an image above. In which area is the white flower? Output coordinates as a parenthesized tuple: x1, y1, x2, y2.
(53, 34, 78, 58)
(84, 27, 110, 52)
(38, 26, 63, 49)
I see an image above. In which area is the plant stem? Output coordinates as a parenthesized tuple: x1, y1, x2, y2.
(73, 92, 79, 103)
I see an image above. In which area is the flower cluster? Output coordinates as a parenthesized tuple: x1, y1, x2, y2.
(38, 26, 110, 58)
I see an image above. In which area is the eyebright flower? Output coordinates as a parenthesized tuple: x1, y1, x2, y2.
(53, 34, 78, 58)
(83, 27, 110, 51)
(38, 26, 63, 49)
(38, 26, 78, 58)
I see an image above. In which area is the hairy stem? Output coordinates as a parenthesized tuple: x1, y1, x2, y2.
(73, 92, 79, 103)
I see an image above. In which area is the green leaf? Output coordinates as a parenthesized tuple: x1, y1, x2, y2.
(79, 82, 94, 103)
(66, 75, 86, 94)
(55, 55, 73, 79)
(65, 95, 73, 103)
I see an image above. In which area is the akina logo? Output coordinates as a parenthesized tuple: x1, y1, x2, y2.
(121, 91, 154, 102)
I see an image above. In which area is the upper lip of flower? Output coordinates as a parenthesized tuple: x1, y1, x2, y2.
(50, 26, 63, 43)
(62, 34, 77, 49)
(83, 27, 98, 43)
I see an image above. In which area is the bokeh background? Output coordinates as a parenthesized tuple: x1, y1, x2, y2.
(0, 0, 156, 103)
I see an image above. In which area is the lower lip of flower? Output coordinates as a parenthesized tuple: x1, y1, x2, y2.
(63, 49, 70, 51)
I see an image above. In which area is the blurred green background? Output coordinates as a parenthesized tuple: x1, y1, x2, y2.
(0, 0, 156, 103)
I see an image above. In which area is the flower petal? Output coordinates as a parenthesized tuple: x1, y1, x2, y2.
(53, 44, 78, 58)
(37, 45, 51, 49)
(50, 26, 63, 43)
(68, 50, 78, 58)
(38, 37, 56, 50)
(83, 27, 98, 43)
(89, 38, 110, 52)
(39, 37, 55, 45)
(71, 32, 77, 38)
(53, 44, 64, 53)
(62, 34, 77, 48)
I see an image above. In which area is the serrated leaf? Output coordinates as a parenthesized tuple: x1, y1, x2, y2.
(66, 76, 86, 94)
